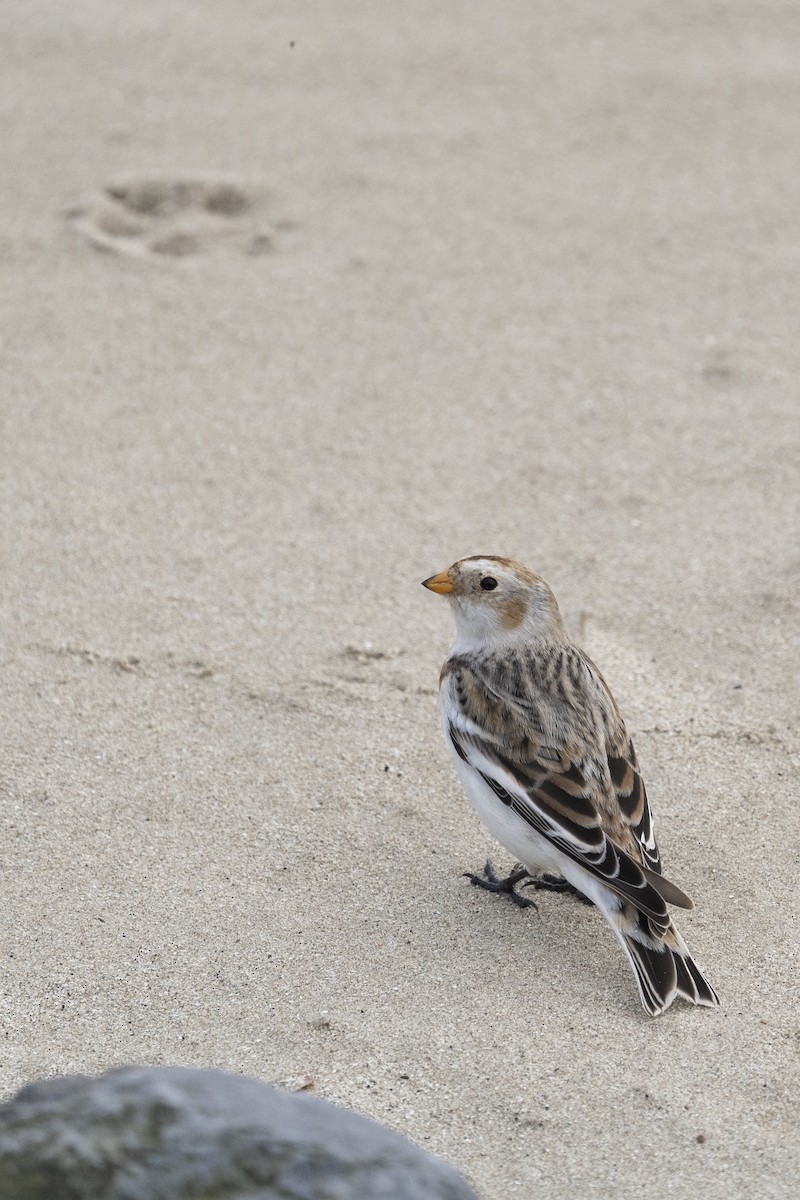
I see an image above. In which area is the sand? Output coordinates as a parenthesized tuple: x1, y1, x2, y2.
(2, 2, 799, 1196)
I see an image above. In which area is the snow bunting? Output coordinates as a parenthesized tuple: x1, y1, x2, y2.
(422, 555, 719, 1017)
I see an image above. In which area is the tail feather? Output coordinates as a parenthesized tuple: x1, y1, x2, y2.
(616, 912, 720, 1017)
(671, 935, 721, 1009)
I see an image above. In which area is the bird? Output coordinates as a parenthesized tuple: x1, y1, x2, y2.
(422, 555, 719, 1017)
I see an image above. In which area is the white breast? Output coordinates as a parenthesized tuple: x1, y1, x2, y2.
(439, 678, 564, 877)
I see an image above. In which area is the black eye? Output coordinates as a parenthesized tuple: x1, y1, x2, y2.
(480, 576, 498, 591)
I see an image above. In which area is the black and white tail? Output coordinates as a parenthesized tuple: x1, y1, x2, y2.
(617, 910, 720, 1017)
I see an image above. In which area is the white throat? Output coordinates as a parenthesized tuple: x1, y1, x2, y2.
(448, 596, 524, 654)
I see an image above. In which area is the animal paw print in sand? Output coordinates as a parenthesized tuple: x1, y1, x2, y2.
(68, 177, 285, 259)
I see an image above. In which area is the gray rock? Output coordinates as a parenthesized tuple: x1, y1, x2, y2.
(0, 1066, 479, 1200)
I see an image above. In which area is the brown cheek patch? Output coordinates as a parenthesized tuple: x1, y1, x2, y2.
(499, 595, 528, 630)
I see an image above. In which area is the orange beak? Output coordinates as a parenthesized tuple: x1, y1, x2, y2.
(421, 569, 455, 595)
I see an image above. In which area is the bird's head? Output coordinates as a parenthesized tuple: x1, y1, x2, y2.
(422, 555, 566, 650)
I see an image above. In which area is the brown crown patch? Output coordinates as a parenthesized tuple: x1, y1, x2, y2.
(457, 555, 538, 585)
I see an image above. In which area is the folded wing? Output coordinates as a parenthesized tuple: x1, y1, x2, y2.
(445, 656, 692, 931)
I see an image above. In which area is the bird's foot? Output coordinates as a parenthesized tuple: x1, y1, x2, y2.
(463, 860, 539, 910)
(524, 873, 594, 907)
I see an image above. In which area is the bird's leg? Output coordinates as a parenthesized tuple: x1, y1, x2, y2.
(522, 873, 594, 907)
(463, 860, 539, 910)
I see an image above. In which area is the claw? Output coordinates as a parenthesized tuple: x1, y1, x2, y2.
(463, 860, 539, 910)
(522, 873, 594, 906)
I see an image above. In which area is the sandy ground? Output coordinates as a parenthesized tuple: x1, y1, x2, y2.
(2, 2, 799, 1196)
